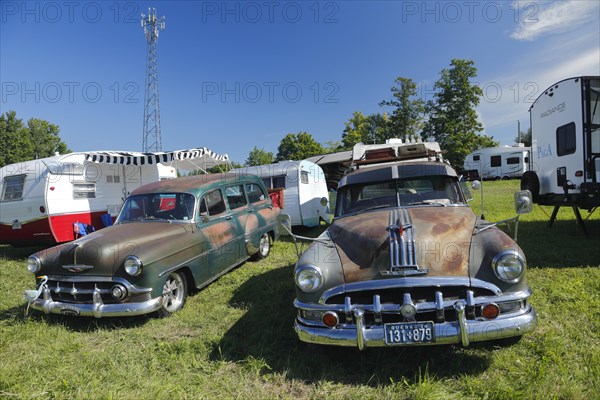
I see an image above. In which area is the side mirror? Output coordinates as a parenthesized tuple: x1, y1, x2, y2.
(514, 190, 533, 214)
(320, 197, 328, 207)
(277, 214, 292, 236)
(471, 180, 481, 191)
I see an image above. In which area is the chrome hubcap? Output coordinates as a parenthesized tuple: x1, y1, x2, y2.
(162, 273, 184, 312)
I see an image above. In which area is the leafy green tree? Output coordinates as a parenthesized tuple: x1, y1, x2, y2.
(0, 111, 70, 167)
(0, 111, 32, 167)
(422, 59, 497, 167)
(245, 147, 274, 166)
(276, 132, 325, 161)
(379, 77, 425, 139)
(341, 112, 392, 150)
(27, 118, 69, 159)
(516, 127, 532, 147)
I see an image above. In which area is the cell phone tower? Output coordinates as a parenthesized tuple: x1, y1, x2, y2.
(141, 8, 165, 152)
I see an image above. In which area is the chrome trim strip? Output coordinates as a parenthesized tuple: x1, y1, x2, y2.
(454, 301, 469, 346)
(44, 275, 151, 294)
(319, 277, 503, 304)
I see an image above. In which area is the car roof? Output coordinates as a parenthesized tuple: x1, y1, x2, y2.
(338, 161, 458, 188)
(130, 173, 262, 196)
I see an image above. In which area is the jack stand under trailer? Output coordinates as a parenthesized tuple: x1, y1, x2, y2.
(547, 206, 598, 237)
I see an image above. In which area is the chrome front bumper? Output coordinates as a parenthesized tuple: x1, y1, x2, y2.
(295, 302, 537, 349)
(29, 281, 163, 318)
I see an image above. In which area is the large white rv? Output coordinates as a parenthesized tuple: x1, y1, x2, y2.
(464, 146, 530, 180)
(521, 76, 600, 209)
(232, 160, 331, 227)
(0, 147, 229, 245)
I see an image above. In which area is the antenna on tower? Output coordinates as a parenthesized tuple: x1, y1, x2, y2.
(141, 8, 165, 152)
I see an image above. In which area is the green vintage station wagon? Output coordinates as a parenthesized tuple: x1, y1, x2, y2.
(25, 174, 281, 318)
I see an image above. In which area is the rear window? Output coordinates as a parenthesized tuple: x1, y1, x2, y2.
(557, 122, 576, 156)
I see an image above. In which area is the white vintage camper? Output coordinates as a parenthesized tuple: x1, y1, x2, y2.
(232, 160, 330, 227)
(521, 76, 600, 209)
(464, 146, 530, 180)
(0, 147, 229, 245)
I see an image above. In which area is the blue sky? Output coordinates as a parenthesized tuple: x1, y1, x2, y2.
(1, 0, 599, 163)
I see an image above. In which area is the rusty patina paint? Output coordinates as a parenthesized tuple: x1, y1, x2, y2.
(329, 206, 476, 283)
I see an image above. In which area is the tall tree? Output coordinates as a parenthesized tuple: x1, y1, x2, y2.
(515, 127, 532, 147)
(422, 59, 497, 167)
(276, 132, 325, 161)
(27, 118, 69, 159)
(379, 77, 425, 139)
(245, 147, 274, 166)
(341, 112, 391, 150)
(0, 111, 32, 167)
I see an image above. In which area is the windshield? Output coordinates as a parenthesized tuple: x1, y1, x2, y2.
(336, 176, 464, 217)
(116, 193, 196, 223)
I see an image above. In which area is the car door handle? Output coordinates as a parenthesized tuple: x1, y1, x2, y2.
(225, 215, 232, 220)
(247, 209, 254, 213)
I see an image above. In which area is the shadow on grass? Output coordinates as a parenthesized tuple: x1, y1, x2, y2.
(515, 219, 600, 267)
(211, 265, 492, 385)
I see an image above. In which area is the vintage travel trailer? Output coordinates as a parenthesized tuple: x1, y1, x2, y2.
(521, 76, 600, 210)
(463, 146, 530, 180)
(0, 147, 229, 245)
(232, 160, 331, 227)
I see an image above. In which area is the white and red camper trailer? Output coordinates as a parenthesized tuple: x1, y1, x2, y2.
(0, 147, 229, 246)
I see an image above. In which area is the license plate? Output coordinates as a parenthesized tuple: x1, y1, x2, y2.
(384, 321, 435, 345)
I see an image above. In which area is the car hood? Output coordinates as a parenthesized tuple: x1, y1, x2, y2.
(36, 222, 194, 277)
(328, 206, 476, 283)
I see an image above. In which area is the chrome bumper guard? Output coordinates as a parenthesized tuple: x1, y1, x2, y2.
(30, 280, 163, 318)
(294, 294, 537, 350)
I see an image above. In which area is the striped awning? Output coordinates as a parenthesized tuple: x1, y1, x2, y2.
(84, 147, 229, 170)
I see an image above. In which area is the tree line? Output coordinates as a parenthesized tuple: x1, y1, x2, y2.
(0, 111, 70, 167)
(246, 59, 519, 169)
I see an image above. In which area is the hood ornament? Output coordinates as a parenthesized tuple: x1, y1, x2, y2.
(382, 209, 428, 277)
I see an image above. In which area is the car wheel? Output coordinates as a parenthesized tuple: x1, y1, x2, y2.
(251, 233, 271, 261)
(157, 271, 187, 317)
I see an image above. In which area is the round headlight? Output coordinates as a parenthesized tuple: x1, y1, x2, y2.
(124, 256, 143, 276)
(26, 256, 42, 273)
(492, 250, 525, 283)
(295, 265, 323, 293)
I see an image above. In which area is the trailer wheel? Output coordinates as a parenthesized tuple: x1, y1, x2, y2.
(521, 171, 540, 202)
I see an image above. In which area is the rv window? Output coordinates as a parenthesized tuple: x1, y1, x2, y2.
(473, 155, 480, 162)
(301, 171, 309, 184)
(272, 175, 286, 189)
(524, 157, 529, 163)
(490, 155, 502, 167)
(73, 183, 96, 199)
(2, 175, 26, 201)
(262, 178, 271, 189)
(246, 183, 267, 203)
(557, 122, 576, 156)
(507, 157, 520, 165)
(225, 185, 248, 210)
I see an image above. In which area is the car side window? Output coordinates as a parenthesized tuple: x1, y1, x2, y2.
(246, 183, 267, 203)
(199, 189, 226, 217)
(225, 185, 248, 210)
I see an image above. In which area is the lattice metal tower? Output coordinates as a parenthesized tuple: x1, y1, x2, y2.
(141, 8, 165, 152)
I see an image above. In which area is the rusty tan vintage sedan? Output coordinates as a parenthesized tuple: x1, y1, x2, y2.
(25, 174, 280, 318)
(293, 155, 537, 349)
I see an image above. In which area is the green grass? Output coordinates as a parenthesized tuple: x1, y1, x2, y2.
(1, 180, 599, 399)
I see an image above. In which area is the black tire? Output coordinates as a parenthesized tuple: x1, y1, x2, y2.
(251, 233, 271, 261)
(156, 271, 187, 317)
(521, 171, 540, 202)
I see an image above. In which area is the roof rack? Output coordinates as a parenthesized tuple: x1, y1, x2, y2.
(352, 139, 446, 167)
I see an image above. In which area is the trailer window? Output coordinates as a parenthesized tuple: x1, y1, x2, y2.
(301, 171, 309, 184)
(272, 175, 286, 189)
(73, 183, 96, 199)
(490, 155, 502, 167)
(473, 155, 480, 161)
(2, 175, 26, 201)
(507, 157, 520, 165)
(557, 122, 576, 156)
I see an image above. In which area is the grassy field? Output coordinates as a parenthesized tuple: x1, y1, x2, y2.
(1, 180, 599, 399)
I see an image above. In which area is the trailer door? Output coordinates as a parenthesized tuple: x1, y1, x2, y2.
(584, 79, 600, 183)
